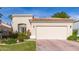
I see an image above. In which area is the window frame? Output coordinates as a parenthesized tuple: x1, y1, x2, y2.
(18, 23, 26, 33)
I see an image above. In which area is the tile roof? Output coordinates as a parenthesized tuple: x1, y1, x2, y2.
(32, 18, 75, 23)
(0, 23, 11, 29)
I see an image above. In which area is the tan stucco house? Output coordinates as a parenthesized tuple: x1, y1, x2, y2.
(12, 14, 74, 40)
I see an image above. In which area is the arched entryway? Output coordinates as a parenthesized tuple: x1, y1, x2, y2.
(18, 23, 26, 33)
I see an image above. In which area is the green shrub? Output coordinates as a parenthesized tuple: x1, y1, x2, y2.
(10, 33, 18, 39)
(67, 30, 78, 41)
(17, 33, 26, 42)
(73, 30, 78, 36)
(26, 29, 31, 39)
(0, 30, 3, 33)
(77, 36, 79, 41)
(67, 36, 74, 41)
(73, 35, 77, 41)
(67, 35, 77, 41)
(0, 39, 6, 43)
(4, 38, 17, 44)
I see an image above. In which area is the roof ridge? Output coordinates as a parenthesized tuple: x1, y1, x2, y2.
(12, 14, 33, 17)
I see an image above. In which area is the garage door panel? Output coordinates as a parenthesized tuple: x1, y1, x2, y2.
(36, 26, 67, 40)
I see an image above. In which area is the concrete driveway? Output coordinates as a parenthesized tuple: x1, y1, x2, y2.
(36, 40, 79, 51)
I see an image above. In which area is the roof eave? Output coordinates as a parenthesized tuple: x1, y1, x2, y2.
(12, 14, 33, 17)
(32, 21, 74, 23)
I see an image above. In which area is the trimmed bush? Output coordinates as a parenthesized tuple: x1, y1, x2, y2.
(10, 33, 18, 39)
(67, 30, 78, 41)
(77, 36, 79, 41)
(26, 29, 31, 39)
(73, 30, 78, 36)
(67, 35, 77, 41)
(67, 36, 74, 41)
(17, 33, 26, 42)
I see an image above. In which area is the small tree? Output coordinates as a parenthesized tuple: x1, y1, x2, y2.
(26, 29, 31, 39)
(17, 33, 26, 42)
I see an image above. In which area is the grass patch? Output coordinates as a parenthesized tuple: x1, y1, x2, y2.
(0, 41, 36, 51)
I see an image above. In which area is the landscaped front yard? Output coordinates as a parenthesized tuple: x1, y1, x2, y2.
(0, 29, 36, 51)
(0, 41, 36, 51)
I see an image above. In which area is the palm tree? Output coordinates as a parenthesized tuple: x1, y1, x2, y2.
(0, 8, 3, 39)
(8, 15, 12, 20)
(0, 13, 3, 18)
(0, 8, 3, 18)
(51, 11, 70, 18)
(0, 29, 3, 39)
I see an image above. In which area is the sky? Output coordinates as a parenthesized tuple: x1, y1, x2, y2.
(0, 7, 79, 24)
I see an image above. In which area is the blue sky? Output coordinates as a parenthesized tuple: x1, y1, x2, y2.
(0, 7, 79, 24)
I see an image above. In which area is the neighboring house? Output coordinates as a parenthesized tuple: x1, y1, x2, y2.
(73, 20, 79, 30)
(73, 20, 79, 36)
(12, 14, 74, 40)
(0, 20, 11, 37)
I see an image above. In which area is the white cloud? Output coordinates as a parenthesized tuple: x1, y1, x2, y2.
(70, 15, 79, 20)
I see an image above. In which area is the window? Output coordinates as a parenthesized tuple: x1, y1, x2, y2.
(70, 26, 72, 28)
(18, 24, 26, 33)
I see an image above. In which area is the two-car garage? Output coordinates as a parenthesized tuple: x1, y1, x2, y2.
(32, 18, 74, 40)
(36, 26, 68, 40)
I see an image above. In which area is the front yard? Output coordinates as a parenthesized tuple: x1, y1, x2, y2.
(0, 40, 36, 51)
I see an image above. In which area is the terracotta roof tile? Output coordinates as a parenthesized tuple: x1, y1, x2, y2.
(32, 18, 75, 23)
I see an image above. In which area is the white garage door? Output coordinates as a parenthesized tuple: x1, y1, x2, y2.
(36, 26, 67, 40)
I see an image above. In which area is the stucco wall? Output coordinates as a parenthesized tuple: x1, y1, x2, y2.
(31, 22, 73, 39)
(12, 16, 32, 33)
(73, 22, 79, 35)
(73, 22, 79, 30)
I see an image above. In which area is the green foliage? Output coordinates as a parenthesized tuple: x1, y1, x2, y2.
(51, 11, 70, 18)
(1, 38, 17, 44)
(5, 39, 16, 44)
(8, 15, 12, 20)
(0, 41, 36, 51)
(26, 29, 31, 39)
(0, 39, 6, 43)
(17, 33, 26, 42)
(0, 8, 3, 18)
(67, 36, 75, 41)
(0, 30, 2, 33)
(0, 30, 3, 33)
(67, 35, 77, 41)
(0, 29, 32, 44)
(67, 30, 78, 41)
(72, 30, 78, 36)
(10, 33, 18, 39)
(0, 30, 3, 39)
(77, 37, 79, 41)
